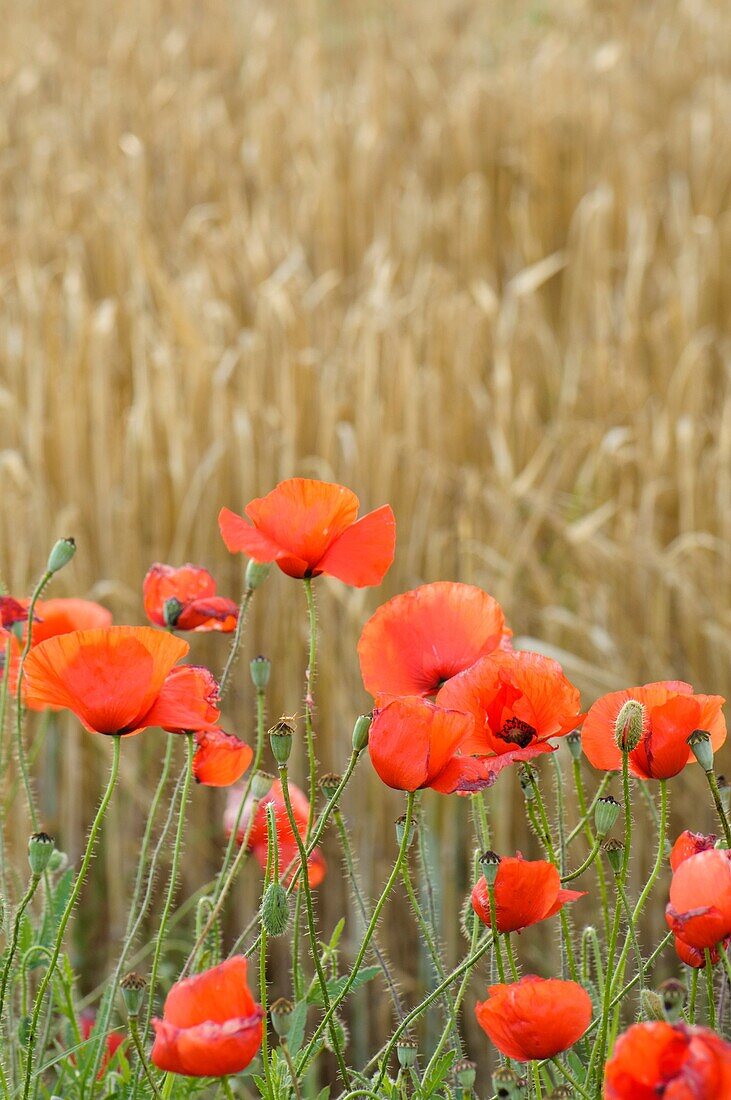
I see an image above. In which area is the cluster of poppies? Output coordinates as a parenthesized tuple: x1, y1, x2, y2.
(3, 476, 730, 1095)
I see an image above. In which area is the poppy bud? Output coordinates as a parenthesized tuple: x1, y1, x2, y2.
(519, 764, 537, 801)
(395, 813, 417, 849)
(28, 832, 55, 876)
(460, 893, 479, 940)
(719, 775, 731, 816)
(320, 773, 341, 801)
(162, 597, 184, 628)
(251, 771, 275, 801)
(454, 1058, 476, 1088)
(250, 655, 271, 690)
(270, 997, 294, 1039)
(396, 1038, 418, 1068)
(323, 1014, 348, 1053)
(46, 537, 76, 576)
(47, 849, 68, 874)
(493, 1065, 528, 1099)
(479, 850, 501, 886)
(566, 732, 583, 761)
(659, 978, 686, 1022)
(687, 730, 713, 773)
(245, 559, 271, 593)
(594, 795, 620, 837)
(261, 882, 290, 937)
(640, 989, 665, 1021)
(614, 699, 644, 753)
(270, 721, 294, 767)
(120, 972, 147, 1018)
(602, 837, 624, 874)
(352, 713, 372, 753)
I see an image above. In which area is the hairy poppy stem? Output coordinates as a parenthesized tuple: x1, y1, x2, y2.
(486, 881, 506, 983)
(570, 762, 610, 938)
(551, 1056, 592, 1099)
(620, 752, 632, 886)
(218, 587, 254, 700)
(705, 769, 731, 847)
(142, 732, 195, 1045)
(13, 570, 53, 831)
(302, 577, 319, 839)
(0, 872, 40, 1018)
(298, 791, 417, 1079)
(562, 838, 601, 882)
(22, 734, 121, 1100)
(704, 950, 716, 1027)
(128, 1017, 163, 1100)
(259, 809, 276, 1094)
(216, 685, 267, 895)
(532, 1061, 543, 1098)
(527, 781, 579, 982)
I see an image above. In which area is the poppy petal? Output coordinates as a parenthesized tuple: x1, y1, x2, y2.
(245, 479, 360, 570)
(194, 729, 253, 787)
(144, 665, 220, 733)
(219, 507, 304, 570)
(315, 505, 396, 587)
(176, 598, 239, 632)
(143, 564, 217, 627)
(151, 1016, 263, 1077)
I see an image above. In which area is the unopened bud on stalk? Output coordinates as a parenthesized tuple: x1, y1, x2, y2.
(162, 597, 183, 628)
(270, 997, 294, 1039)
(352, 713, 372, 753)
(602, 837, 624, 874)
(28, 833, 55, 876)
(640, 989, 665, 1021)
(395, 813, 417, 849)
(718, 776, 731, 816)
(261, 882, 290, 936)
(396, 1038, 418, 1068)
(251, 771, 275, 800)
(250, 655, 271, 690)
(47, 849, 68, 873)
(566, 732, 583, 761)
(454, 1058, 476, 1088)
(460, 892, 479, 940)
(479, 850, 501, 886)
(120, 972, 147, 1017)
(46, 537, 76, 576)
(614, 699, 644, 753)
(659, 978, 686, 1022)
(270, 721, 294, 766)
(519, 764, 537, 801)
(245, 559, 271, 593)
(319, 773, 341, 801)
(595, 795, 620, 837)
(687, 730, 713, 773)
(493, 1065, 527, 1099)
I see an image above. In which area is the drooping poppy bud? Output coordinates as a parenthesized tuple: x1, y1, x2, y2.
(261, 882, 290, 937)
(46, 537, 76, 575)
(270, 998, 294, 1040)
(352, 713, 371, 752)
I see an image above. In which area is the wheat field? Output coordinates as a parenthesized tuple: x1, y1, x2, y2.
(1, 0, 730, 1075)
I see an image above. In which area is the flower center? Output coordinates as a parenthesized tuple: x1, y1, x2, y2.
(497, 718, 537, 748)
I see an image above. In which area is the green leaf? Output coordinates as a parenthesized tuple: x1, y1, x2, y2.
(286, 999, 309, 1057)
(308, 965, 381, 1006)
(419, 1049, 457, 1097)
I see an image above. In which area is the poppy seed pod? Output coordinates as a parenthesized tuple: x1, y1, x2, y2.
(319, 773, 341, 801)
(479, 850, 501, 886)
(454, 1058, 476, 1088)
(250, 655, 271, 690)
(659, 978, 686, 1022)
(687, 730, 713, 772)
(261, 882, 290, 937)
(46, 537, 76, 575)
(603, 838, 624, 874)
(251, 771, 275, 800)
(492, 1065, 528, 1099)
(546, 1089, 573, 1099)
(614, 699, 645, 752)
(121, 972, 147, 1018)
(395, 813, 417, 848)
(245, 559, 271, 592)
(269, 722, 294, 766)
(595, 795, 620, 837)
(566, 732, 582, 760)
(162, 597, 184, 628)
(28, 832, 55, 876)
(352, 713, 371, 753)
(396, 1038, 418, 1068)
(270, 998, 294, 1039)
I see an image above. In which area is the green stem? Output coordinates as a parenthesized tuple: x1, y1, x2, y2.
(216, 687, 267, 893)
(705, 770, 731, 847)
(0, 873, 40, 1017)
(280, 1041, 302, 1100)
(129, 1017, 164, 1099)
(486, 881, 506, 983)
(400, 862, 457, 1046)
(504, 934, 520, 981)
(221, 1078, 236, 1100)
(142, 733, 195, 1042)
(571, 762, 610, 939)
(298, 792, 417, 1077)
(562, 839, 601, 882)
(705, 951, 716, 1027)
(551, 1057, 592, 1099)
(280, 764, 350, 1085)
(302, 578, 318, 840)
(14, 571, 53, 830)
(689, 967, 698, 1024)
(258, 812, 275, 1095)
(614, 876, 646, 990)
(527, 786, 578, 981)
(532, 1062, 543, 1100)
(22, 735, 121, 1100)
(218, 588, 254, 700)
(620, 753, 632, 886)
(566, 771, 611, 846)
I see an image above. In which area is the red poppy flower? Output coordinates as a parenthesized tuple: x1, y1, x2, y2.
(143, 564, 238, 633)
(436, 650, 582, 765)
(604, 1022, 731, 1099)
(665, 848, 731, 950)
(0, 596, 30, 636)
(669, 830, 717, 872)
(151, 956, 263, 1077)
(219, 478, 395, 587)
(475, 976, 591, 1061)
(581, 681, 726, 780)
(369, 696, 522, 794)
(471, 854, 585, 933)
(358, 582, 512, 698)
(224, 779, 326, 887)
(22, 627, 220, 736)
(29, 598, 113, 643)
(79, 1012, 125, 1075)
(193, 729, 253, 787)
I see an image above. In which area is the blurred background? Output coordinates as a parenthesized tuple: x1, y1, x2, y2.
(1, 0, 730, 1086)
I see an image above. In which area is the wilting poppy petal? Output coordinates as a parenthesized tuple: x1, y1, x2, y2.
(669, 830, 717, 872)
(151, 957, 263, 1077)
(0, 597, 29, 635)
(472, 855, 585, 933)
(144, 665, 221, 734)
(193, 729, 253, 787)
(359, 582, 511, 698)
(666, 848, 731, 950)
(175, 598, 238, 632)
(144, 564, 237, 633)
(220, 479, 394, 586)
(604, 1022, 731, 1099)
(475, 976, 591, 1061)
